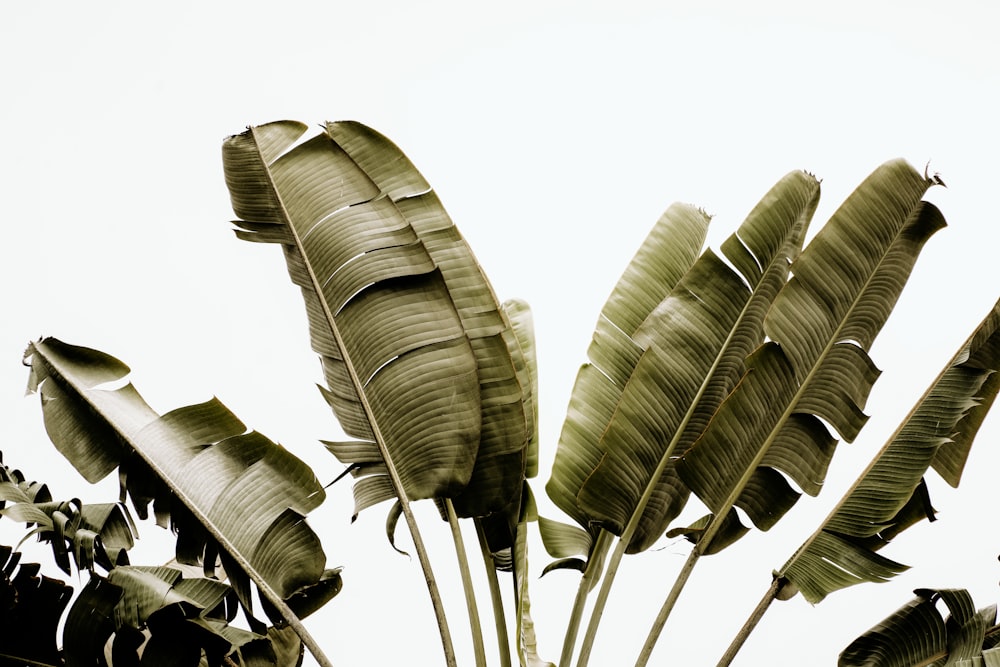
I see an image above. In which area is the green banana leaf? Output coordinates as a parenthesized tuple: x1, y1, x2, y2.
(223, 120, 532, 523)
(776, 297, 1000, 604)
(673, 160, 945, 553)
(546, 201, 710, 539)
(839, 589, 994, 667)
(0, 545, 72, 666)
(546, 168, 820, 556)
(23, 337, 339, 628)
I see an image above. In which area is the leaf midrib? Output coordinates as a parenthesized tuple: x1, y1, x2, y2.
(248, 126, 409, 508)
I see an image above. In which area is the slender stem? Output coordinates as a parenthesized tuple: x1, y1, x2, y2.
(635, 548, 700, 667)
(574, 536, 627, 667)
(716, 577, 783, 667)
(396, 502, 457, 666)
(474, 519, 513, 667)
(447, 501, 486, 667)
(558, 530, 613, 667)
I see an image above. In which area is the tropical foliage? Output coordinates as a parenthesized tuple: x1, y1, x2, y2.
(4, 120, 999, 666)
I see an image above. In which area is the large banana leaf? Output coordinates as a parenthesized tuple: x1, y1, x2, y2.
(223, 121, 532, 521)
(839, 589, 994, 667)
(546, 169, 820, 553)
(776, 297, 1000, 604)
(673, 160, 945, 552)
(23, 338, 339, 633)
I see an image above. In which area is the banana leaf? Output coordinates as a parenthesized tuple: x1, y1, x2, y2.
(223, 120, 533, 525)
(839, 588, 994, 667)
(673, 160, 945, 553)
(546, 168, 820, 555)
(776, 296, 1000, 603)
(546, 201, 710, 537)
(24, 338, 339, 635)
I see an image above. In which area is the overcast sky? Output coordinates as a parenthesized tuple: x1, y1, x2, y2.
(3, 2, 1000, 665)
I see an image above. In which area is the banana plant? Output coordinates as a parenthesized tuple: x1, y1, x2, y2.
(717, 295, 1000, 665)
(23, 337, 340, 667)
(14, 118, 1000, 666)
(222, 121, 536, 667)
(638, 161, 946, 665)
(543, 159, 951, 667)
(0, 446, 306, 667)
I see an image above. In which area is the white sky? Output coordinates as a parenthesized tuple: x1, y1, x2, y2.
(3, 1, 999, 665)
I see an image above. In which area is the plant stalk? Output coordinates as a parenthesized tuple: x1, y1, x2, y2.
(716, 576, 783, 667)
(574, 537, 626, 667)
(635, 548, 700, 667)
(558, 529, 612, 667)
(447, 501, 487, 667)
(474, 519, 513, 667)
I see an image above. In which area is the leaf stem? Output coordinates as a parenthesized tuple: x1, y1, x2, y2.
(635, 548, 700, 667)
(574, 536, 625, 667)
(475, 519, 513, 667)
(716, 576, 783, 667)
(558, 529, 612, 667)
(447, 500, 487, 667)
(404, 502, 458, 667)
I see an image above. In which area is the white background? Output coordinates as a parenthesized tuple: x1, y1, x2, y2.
(2, 2, 999, 665)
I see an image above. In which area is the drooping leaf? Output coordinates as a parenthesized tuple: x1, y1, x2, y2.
(2, 497, 135, 576)
(24, 337, 337, 629)
(776, 296, 1000, 603)
(674, 160, 944, 552)
(506, 485, 554, 667)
